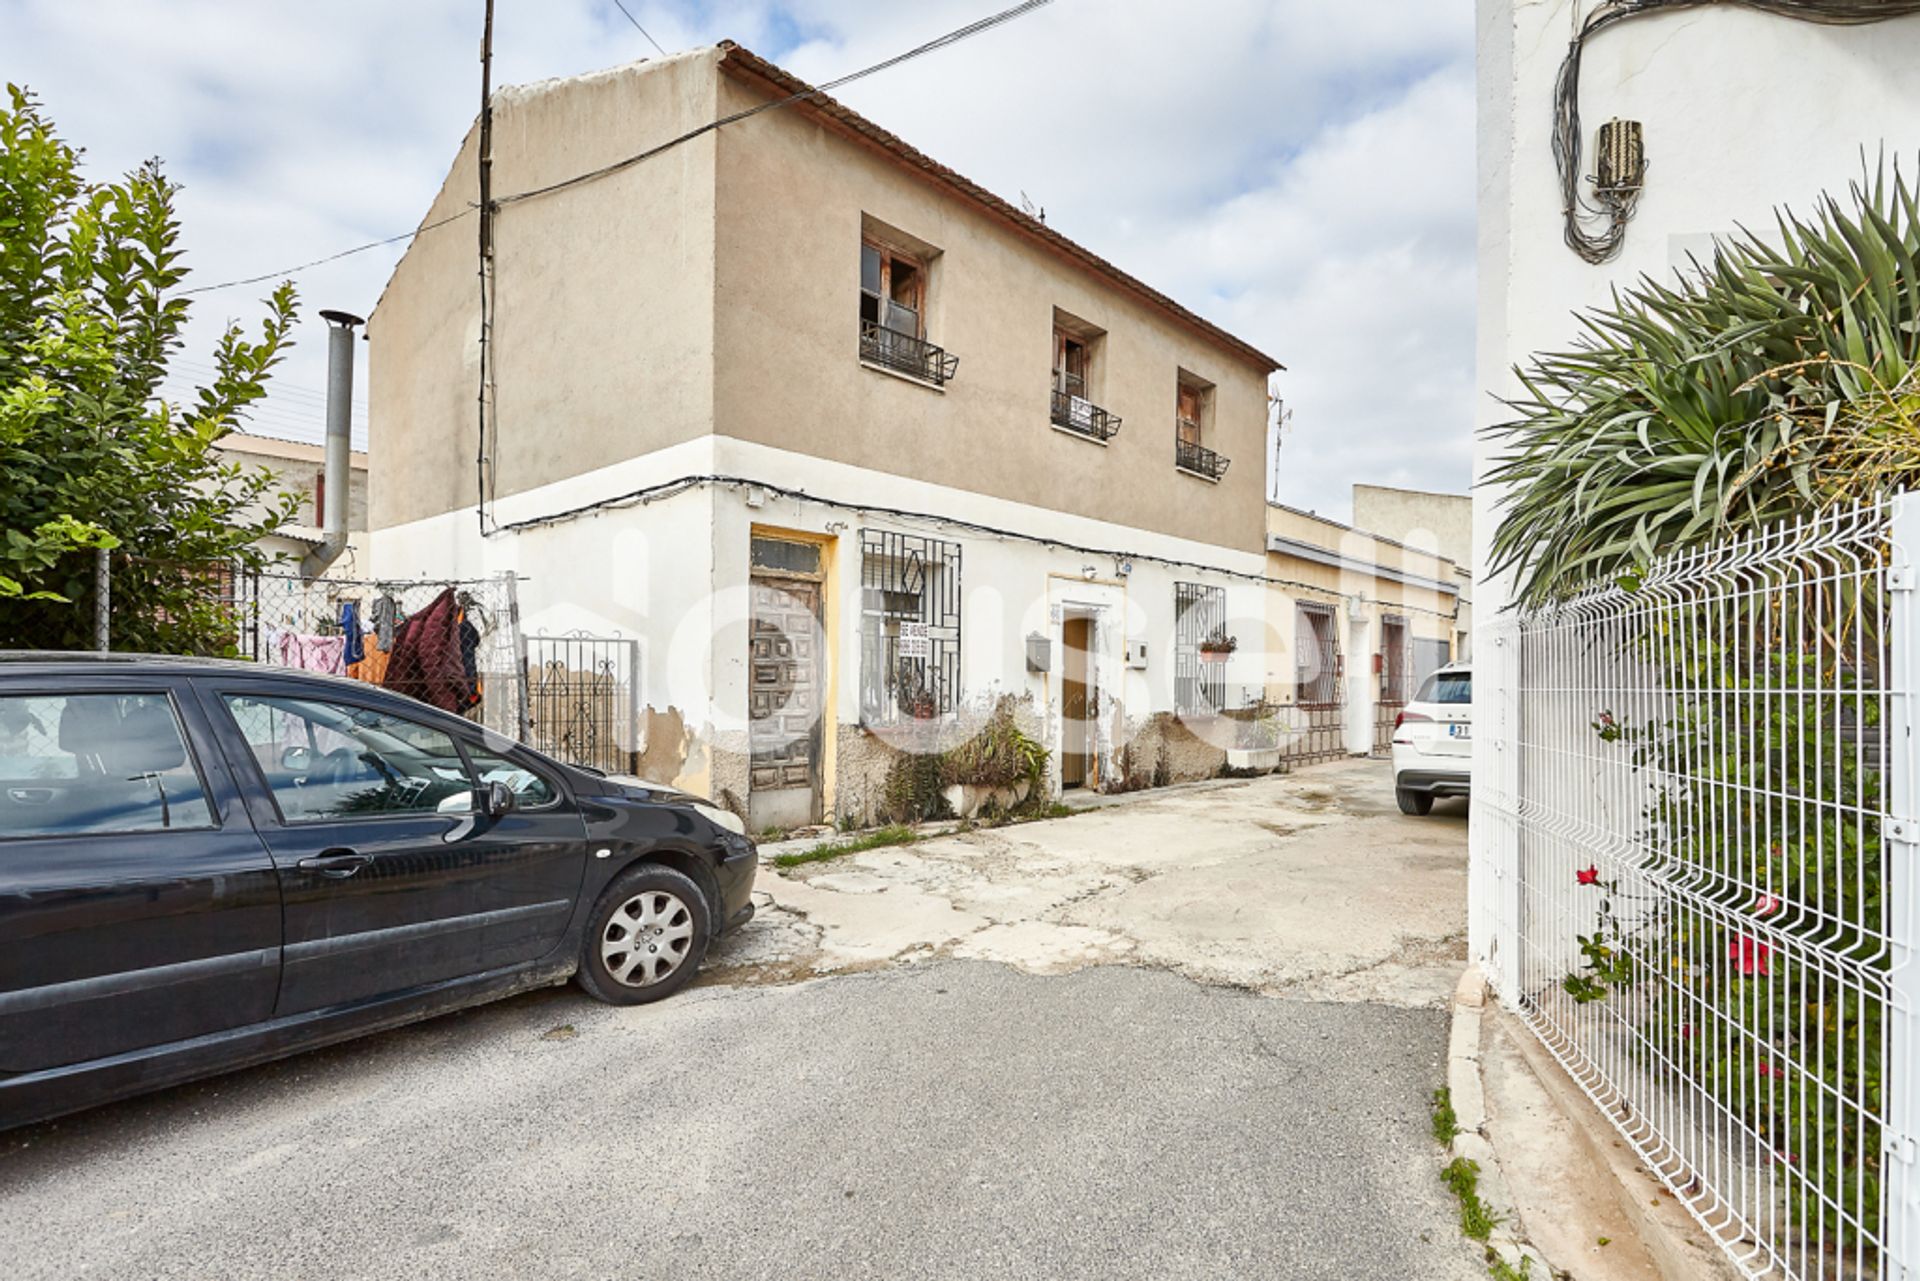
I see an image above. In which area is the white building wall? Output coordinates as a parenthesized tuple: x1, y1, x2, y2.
(1472, 0, 1920, 968)
(373, 433, 1270, 815)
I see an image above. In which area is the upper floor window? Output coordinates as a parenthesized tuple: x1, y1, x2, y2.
(858, 224, 957, 387)
(1050, 311, 1120, 442)
(861, 240, 923, 340)
(1174, 371, 1229, 481)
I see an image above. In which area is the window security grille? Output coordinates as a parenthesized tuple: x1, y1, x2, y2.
(1174, 581, 1226, 715)
(859, 529, 961, 723)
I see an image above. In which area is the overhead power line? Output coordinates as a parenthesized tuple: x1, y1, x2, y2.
(180, 209, 474, 296)
(610, 0, 669, 56)
(175, 0, 1054, 294)
(495, 0, 1052, 209)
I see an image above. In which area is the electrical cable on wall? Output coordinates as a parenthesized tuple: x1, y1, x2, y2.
(1556, 0, 1920, 263)
(494, 471, 1464, 623)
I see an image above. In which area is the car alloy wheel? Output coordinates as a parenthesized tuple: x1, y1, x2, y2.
(600, 889, 696, 987)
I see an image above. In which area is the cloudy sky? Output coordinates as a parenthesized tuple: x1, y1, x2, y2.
(2, 0, 1475, 520)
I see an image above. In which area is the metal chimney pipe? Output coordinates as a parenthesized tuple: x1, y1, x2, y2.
(301, 308, 364, 579)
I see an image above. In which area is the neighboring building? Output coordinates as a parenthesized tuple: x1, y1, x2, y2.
(211, 431, 370, 576)
(368, 45, 1282, 827)
(1349, 484, 1472, 662)
(1475, 0, 1920, 607)
(1264, 504, 1463, 762)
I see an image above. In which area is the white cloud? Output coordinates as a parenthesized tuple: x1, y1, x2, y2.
(1, 0, 1474, 515)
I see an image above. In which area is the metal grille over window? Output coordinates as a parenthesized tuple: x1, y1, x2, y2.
(859, 530, 961, 723)
(1173, 582, 1226, 715)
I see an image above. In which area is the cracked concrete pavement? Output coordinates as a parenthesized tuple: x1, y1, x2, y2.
(4, 757, 1482, 1280)
(708, 757, 1470, 1009)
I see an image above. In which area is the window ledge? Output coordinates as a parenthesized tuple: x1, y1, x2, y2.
(1050, 421, 1110, 447)
(859, 358, 947, 393)
(1175, 464, 1223, 484)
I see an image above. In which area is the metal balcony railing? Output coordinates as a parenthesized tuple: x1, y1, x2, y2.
(1175, 438, 1230, 480)
(1049, 388, 1121, 442)
(860, 322, 959, 387)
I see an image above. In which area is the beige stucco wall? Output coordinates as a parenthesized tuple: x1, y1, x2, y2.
(367, 50, 723, 533)
(370, 50, 1274, 558)
(1350, 485, 1471, 571)
(1261, 503, 1462, 718)
(706, 67, 1274, 558)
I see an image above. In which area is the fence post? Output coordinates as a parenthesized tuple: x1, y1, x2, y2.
(1888, 493, 1920, 1278)
(503, 573, 530, 743)
(92, 547, 110, 653)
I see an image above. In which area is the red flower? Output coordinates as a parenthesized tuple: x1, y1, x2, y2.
(1753, 894, 1783, 918)
(1679, 1023, 1693, 1040)
(1576, 865, 1601, 886)
(1758, 1059, 1776, 1078)
(1729, 935, 1772, 977)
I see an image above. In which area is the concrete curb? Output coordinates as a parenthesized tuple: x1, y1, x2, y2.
(1447, 964, 1559, 1278)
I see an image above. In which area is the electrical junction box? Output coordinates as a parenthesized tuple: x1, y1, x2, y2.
(1126, 640, 1149, 670)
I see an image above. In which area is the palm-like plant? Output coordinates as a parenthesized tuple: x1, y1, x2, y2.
(1485, 161, 1920, 606)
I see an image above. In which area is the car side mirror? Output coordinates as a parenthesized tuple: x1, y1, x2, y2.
(280, 745, 315, 773)
(485, 780, 517, 817)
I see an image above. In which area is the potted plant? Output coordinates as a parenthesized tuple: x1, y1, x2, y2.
(1198, 627, 1237, 663)
(939, 695, 1050, 819)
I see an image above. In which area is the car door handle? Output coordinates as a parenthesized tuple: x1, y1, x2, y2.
(297, 850, 371, 878)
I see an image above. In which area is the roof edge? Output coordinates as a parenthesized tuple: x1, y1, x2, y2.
(716, 41, 1283, 377)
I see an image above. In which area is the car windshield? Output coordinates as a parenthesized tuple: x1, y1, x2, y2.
(1417, 671, 1472, 705)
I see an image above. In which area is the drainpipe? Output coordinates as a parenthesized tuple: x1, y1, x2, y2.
(301, 308, 365, 579)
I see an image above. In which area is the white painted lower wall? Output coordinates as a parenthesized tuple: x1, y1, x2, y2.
(373, 435, 1275, 817)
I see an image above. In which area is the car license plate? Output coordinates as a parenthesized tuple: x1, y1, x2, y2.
(1449, 723, 1472, 739)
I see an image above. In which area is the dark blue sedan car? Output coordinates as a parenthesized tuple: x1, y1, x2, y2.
(0, 653, 756, 1129)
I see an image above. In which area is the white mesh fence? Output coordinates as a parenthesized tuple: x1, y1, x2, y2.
(1476, 497, 1917, 1279)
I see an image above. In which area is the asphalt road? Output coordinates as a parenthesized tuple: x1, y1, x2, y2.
(3, 961, 1478, 1280)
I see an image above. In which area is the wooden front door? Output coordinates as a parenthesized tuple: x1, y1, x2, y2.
(1061, 615, 1093, 789)
(749, 577, 822, 830)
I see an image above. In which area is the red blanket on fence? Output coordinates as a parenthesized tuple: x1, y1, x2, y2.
(381, 588, 474, 713)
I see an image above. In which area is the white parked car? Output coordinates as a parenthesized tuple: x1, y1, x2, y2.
(1390, 662, 1471, 815)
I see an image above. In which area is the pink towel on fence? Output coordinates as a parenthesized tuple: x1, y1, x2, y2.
(278, 633, 347, 675)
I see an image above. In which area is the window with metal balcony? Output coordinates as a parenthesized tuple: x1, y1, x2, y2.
(1050, 321, 1120, 442)
(1175, 439, 1230, 480)
(860, 237, 957, 387)
(1175, 373, 1227, 480)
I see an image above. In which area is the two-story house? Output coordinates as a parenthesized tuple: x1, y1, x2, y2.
(368, 44, 1281, 828)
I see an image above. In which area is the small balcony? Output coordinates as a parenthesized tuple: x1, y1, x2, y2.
(861, 322, 959, 387)
(1176, 438, 1230, 481)
(1050, 388, 1122, 442)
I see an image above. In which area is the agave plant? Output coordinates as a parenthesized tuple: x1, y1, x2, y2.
(1485, 160, 1920, 606)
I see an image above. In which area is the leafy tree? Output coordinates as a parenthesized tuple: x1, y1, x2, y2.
(1486, 162, 1920, 606)
(0, 83, 300, 651)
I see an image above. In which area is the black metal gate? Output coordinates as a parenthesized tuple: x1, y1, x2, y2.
(1373, 615, 1412, 756)
(1289, 601, 1346, 765)
(526, 634, 639, 774)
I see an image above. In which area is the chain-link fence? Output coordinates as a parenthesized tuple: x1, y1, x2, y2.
(1, 555, 528, 743)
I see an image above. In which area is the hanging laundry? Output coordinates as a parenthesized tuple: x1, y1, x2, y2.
(457, 611, 481, 711)
(383, 588, 469, 712)
(370, 594, 401, 650)
(339, 601, 365, 667)
(355, 636, 391, 685)
(280, 632, 346, 675)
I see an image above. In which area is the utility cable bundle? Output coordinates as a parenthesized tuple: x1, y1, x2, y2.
(1556, 0, 1920, 263)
